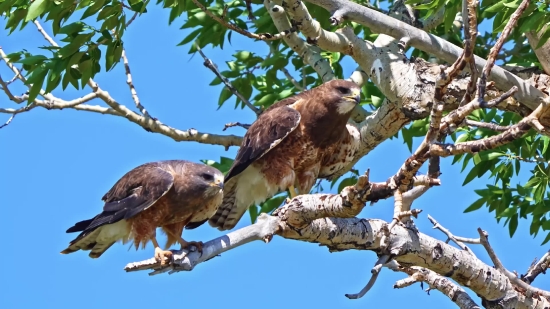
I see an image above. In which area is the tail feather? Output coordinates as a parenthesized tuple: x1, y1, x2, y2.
(209, 179, 246, 230)
(89, 241, 116, 258)
(66, 218, 95, 233)
(60, 220, 128, 258)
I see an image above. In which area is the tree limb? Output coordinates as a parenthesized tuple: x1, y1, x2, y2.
(303, 0, 547, 111)
(522, 250, 550, 284)
(389, 263, 482, 309)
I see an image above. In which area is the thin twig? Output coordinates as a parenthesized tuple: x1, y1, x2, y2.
(34, 20, 58, 47)
(478, 228, 550, 300)
(223, 122, 251, 131)
(0, 73, 16, 101)
(0, 114, 15, 129)
(522, 250, 550, 284)
(389, 263, 481, 309)
(477, 0, 530, 101)
(121, 49, 154, 119)
(125, 11, 139, 28)
(5, 22, 243, 149)
(190, 0, 296, 41)
(195, 43, 261, 116)
(266, 43, 303, 90)
(345, 254, 390, 299)
(465, 119, 509, 132)
(428, 215, 476, 257)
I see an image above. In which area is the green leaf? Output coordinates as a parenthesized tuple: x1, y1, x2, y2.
(519, 11, 545, 34)
(177, 28, 202, 46)
(105, 40, 123, 71)
(524, 176, 541, 188)
(16, 55, 48, 65)
(97, 4, 116, 20)
(537, 24, 550, 49)
(129, 0, 148, 12)
(27, 66, 49, 104)
(479, 151, 506, 161)
(218, 87, 233, 107)
(82, 0, 108, 19)
(463, 164, 480, 186)
(58, 22, 85, 35)
(542, 232, 550, 245)
(337, 176, 358, 193)
(259, 195, 286, 214)
(464, 198, 486, 213)
(248, 205, 259, 224)
(508, 213, 519, 237)
(26, 0, 48, 21)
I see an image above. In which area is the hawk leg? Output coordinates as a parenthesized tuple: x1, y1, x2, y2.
(151, 237, 173, 266)
(289, 186, 299, 198)
(286, 186, 299, 203)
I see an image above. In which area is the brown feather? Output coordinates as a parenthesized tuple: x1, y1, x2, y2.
(209, 80, 361, 230)
(61, 160, 224, 258)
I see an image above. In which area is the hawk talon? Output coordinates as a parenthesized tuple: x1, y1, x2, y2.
(179, 240, 204, 256)
(154, 247, 174, 266)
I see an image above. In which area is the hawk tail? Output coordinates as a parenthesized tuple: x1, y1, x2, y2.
(60, 220, 128, 258)
(208, 179, 247, 231)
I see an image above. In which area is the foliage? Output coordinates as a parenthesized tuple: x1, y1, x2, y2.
(1, 0, 550, 243)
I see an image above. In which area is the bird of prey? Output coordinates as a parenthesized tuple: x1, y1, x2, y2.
(61, 160, 224, 265)
(209, 79, 361, 231)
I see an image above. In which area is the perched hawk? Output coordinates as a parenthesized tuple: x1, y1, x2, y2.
(61, 160, 224, 264)
(209, 79, 361, 231)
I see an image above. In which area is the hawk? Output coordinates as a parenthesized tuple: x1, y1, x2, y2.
(61, 160, 224, 264)
(209, 79, 361, 231)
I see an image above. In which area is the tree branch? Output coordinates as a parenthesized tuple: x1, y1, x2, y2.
(121, 49, 154, 118)
(0, 22, 243, 149)
(195, 44, 260, 116)
(478, 228, 550, 300)
(428, 214, 476, 257)
(522, 250, 550, 284)
(265, 0, 335, 81)
(389, 263, 481, 309)
(303, 0, 547, 111)
(125, 173, 550, 307)
(191, 0, 297, 41)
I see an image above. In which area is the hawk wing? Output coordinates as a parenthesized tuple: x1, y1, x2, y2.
(224, 104, 301, 182)
(209, 103, 301, 230)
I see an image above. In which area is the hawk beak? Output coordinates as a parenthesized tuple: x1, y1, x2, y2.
(344, 90, 361, 104)
(212, 180, 224, 190)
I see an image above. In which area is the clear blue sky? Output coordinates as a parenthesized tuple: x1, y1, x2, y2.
(1, 6, 548, 309)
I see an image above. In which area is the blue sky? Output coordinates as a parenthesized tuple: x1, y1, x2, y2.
(1, 5, 549, 309)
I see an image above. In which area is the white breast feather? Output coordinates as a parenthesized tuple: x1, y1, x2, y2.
(235, 164, 288, 208)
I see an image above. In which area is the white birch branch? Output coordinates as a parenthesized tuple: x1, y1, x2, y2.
(125, 176, 550, 308)
(125, 213, 280, 274)
(302, 0, 547, 110)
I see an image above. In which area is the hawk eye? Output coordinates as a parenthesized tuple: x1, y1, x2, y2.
(201, 173, 214, 181)
(336, 86, 349, 94)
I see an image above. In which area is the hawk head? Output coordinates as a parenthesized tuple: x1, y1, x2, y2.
(186, 164, 225, 197)
(322, 80, 361, 115)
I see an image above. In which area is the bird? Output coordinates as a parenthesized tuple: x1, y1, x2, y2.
(208, 79, 361, 231)
(61, 160, 224, 265)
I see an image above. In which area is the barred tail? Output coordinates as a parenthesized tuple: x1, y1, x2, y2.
(208, 178, 248, 231)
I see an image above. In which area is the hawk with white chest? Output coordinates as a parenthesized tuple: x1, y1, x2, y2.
(209, 79, 361, 231)
(61, 160, 224, 265)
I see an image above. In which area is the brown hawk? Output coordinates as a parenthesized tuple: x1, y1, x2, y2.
(208, 79, 361, 231)
(61, 160, 224, 264)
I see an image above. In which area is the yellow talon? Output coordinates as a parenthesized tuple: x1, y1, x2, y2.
(288, 186, 298, 199)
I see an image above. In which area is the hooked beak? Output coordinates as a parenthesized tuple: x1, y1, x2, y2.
(211, 180, 224, 190)
(344, 89, 361, 104)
